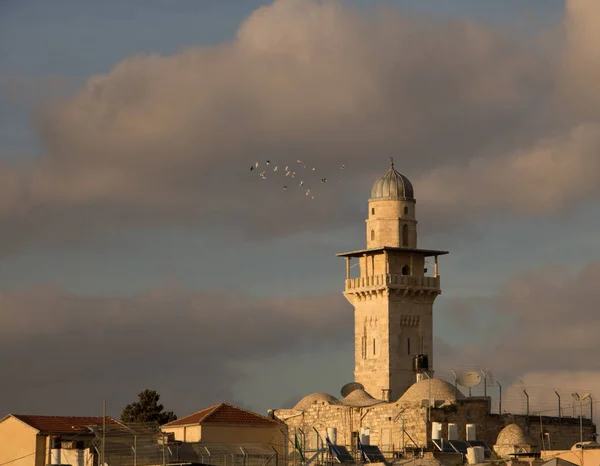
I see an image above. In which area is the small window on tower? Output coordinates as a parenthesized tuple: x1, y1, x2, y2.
(373, 338, 376, 355)
(404, 206, 409, 215)
(401, 265, 410, 275)
(371, 230, 375, 241)
(402, 224, 409, 246)
(407, 337, 411, 355)
(371, 208, 375, 215)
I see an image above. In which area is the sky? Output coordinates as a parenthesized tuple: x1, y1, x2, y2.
(2, 0, 600, 424)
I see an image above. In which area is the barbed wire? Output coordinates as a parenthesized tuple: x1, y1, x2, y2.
(432, 369, 597, 420)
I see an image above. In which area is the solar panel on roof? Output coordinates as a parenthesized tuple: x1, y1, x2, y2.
(432, 439, 455, 453)
(448, 440, 470, 454)
(361, 445, 386, 463)
(332, 445, 355, 463)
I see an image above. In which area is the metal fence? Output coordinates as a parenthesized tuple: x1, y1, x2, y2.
(87, 422, 281, 466)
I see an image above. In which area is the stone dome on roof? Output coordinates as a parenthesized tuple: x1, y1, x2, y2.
(496, 424, 528, 446)
(293, 392, 340, 411)
(342, 389, 383, 407)
(370, 159, 414, 201)
(399, 379, 465, 403)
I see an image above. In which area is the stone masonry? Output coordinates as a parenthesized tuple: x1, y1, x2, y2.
(338, 163, 446, 399)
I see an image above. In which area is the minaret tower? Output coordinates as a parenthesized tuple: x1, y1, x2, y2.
(337, 159, 448, 401)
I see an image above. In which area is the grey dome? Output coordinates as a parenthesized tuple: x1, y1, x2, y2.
(370, 160, 414, 201)
(399, 379, 465, 403)
(342, 389, 383, 407)
(293, 392, 340, 410)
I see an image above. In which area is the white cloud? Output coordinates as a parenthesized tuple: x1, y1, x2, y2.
(0, 0, 562, 256)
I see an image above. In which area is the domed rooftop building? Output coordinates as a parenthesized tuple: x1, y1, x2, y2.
(271, 160, 597, 457)
(342, 389, 383, 408)
(494, 423, 534, 458)
(292, 392, 340, 411)
(399, 379, 465, 404)
(369, 159, 414, 201)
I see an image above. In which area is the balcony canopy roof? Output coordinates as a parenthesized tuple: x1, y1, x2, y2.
(336, 246, 449, 258)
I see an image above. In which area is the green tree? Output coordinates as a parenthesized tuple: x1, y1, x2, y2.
(120, 389, 177, 424)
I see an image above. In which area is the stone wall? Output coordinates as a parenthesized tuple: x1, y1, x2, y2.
(365, 199, 417, 249)
(501, 413, 595, 451)
(274, 396, 597, 459)
(275, 400, 431, 455)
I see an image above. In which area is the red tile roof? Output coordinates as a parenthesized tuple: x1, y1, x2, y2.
(163, 403, 280, 427)
(10, 414, 124, 434)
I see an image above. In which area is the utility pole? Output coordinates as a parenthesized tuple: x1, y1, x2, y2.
(422, 372, 431, 422)
(539, 414, 545, 451)
(102, 399, 106, 466)
(497, 382, 502, 415)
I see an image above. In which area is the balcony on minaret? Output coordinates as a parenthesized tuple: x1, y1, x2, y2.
(337, 161, 449, 400)
(337, 246, 448, 295)
(345, 273, 439, 291)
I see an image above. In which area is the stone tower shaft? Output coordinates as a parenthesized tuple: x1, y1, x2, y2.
(337, 163, 448, 401)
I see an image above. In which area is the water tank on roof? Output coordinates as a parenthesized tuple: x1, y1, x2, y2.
(466, 446, 484, 464)
(448, 423, 458, 441)
(360, 427, 370, 446)
(327, 427, 337, 445)
(432, 422, 442, 441)
(50, 436, 61, 465)
(466, 424, 476, 441)
(413, 354, 429, 373)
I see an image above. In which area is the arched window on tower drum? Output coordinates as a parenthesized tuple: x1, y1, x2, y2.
(402, 224, 409, 246)
(371, 229, 375, 241)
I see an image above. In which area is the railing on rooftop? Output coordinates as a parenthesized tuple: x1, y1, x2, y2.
(345, 274, 439, 291)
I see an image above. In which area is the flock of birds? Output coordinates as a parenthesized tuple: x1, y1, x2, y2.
(250, 159, 346, 200)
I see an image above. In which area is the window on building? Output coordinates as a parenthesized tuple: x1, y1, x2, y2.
(402, 224, 409, 246)
(362, 336, 367, 359)
(401, 265, 410, 275)
(404, 206, 409, 215)
(371, 230, 375, 241)
(371, 207, 375, 215)
(407, 337, 411, 355)
(373, 338, 376, 355)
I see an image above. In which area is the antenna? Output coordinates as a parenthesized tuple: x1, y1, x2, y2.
(341, 382, 365, 398)
(456, 371, 482, 396)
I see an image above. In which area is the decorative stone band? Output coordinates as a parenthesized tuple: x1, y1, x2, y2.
(400, 314, 420, 327)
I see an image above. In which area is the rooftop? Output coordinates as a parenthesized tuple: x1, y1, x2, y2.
(370, 159, 415, 201)
(163, 403, 280, 427)
(399, 379, 465, 404)
(8, 414, 124, 434)
(293, 392, 341, 410)
(337, 246, 449, 258)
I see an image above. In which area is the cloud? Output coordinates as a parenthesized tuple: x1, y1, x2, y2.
(436, 259, 600, 419)
(560, 0, 600, 117)
(0, 282, 351, 417)
(415, 0, 600, 223)
(0, 0, 560, 256)
(417, 121, 600, 216)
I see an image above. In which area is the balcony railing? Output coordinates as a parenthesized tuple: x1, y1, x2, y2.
(345, 274, 439, 291)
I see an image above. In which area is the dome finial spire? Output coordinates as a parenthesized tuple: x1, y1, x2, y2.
(390, 156, 394, 169)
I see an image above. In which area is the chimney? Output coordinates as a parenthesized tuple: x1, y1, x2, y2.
(50, 436, 61, 465)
